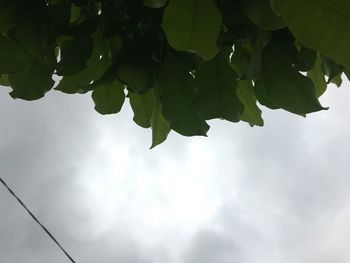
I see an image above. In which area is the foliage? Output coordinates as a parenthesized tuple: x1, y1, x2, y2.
(0, 0, 350, 147)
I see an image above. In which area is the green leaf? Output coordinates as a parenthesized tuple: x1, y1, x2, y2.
(117, 48, 156, 94)
(218, 0, 251, 28)
(128, 89, 170, 147)
(0, 34, 26, 74)
(194, 53, 244, 122)
(345, 70, 350, 82)
(9, 4, 55, 66)
(70, 4, 81, 23)
(144, 0, 167, 8)
(230, 31, 270, 80)
(150, 90, 171, 148)
(330, 74, 342, 87)
(236, 80, 263, 126)
(57, 36, 93, 76)
(0, 0, 20, 33)
(48, 1, 71, 43)
(270, 0, 285, 13)
(240, 0, 285, 30)
(56, 33, 113, 93)
(92, 80, 125, 114)
(230, 39, 252, 77)
(246, 30, 270, 80)
(307, 56, 327, 97)
(162, 0, 222, 60)
(321, 56, 344, 86)
(293, 46, 316, 72)
(255, 39, 325, 114)
(155, 52, 209, 136)
(129, 90, 154, 128)
(9, 58, 54, 100)
(0, 74, 10, 86)
(274, 0, 350, 68)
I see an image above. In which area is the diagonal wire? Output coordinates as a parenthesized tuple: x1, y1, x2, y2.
(0, 177, 76, 263)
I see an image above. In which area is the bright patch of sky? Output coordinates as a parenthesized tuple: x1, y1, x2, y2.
(1, 79, 350, 263)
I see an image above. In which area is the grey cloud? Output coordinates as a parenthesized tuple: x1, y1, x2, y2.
(1, 80, 350, 263)
(183, 230, 242, 263)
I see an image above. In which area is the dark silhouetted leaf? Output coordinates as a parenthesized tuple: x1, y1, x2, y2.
(240, 0, 285, 30)
(293, 46, 316, 72)
(243, 30, 270, 80)
(118, 48, 156, 94)
(57, 36, 93, 76)
(155, 52, 209, 136)
(9, 58, 54, 100)
(9, 4, 55, 67)
(144, 0, 167, 8)
(92, 80, 125, 114)
(56, 33, 113, 93)
(255, 39, 325, 114)
(0, 34, 26, 74)
(194, 53, 244, 122)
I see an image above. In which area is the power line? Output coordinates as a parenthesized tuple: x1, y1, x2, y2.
(0, 177, 76, 263)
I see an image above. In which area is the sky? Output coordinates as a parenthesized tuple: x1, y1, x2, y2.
(0, 79, 350, 263)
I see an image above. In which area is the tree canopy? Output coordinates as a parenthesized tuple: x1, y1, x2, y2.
(1, 0, 350, 147)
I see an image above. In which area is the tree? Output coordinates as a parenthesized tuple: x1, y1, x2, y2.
(0, 0, 349, 147)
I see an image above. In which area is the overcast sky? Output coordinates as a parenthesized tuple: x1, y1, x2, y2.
(1, 79, 350, 263)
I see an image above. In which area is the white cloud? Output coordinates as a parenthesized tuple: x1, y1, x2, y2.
(1, 79, 350, 263)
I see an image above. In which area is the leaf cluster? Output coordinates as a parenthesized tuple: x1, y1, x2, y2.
(1, 0, 349, 147)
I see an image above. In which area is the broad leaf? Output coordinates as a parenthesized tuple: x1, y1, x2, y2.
(0, 0, 20, 33)
(230, 31, 270, 80)
(0, 34, 26, 74)
(155, 52, 209, 136)
(307, 56, 327, 97)
(219, 0, 251, 28)
(245, 30, 270, 80)
(92, 80, 125, 114)
(57, 36, 93, 76)
(0, 74, 10, 86)
(144, 0, 167, 8)
(117, 48, 156, 94)
(274, 0, 350, 68)
(129, 89, 170, 148)
(47, 1, 70, 44)
(194, 53, 244, 122)
(150, 90, 171, 148)
(329, 74, 343, 88)
(9, 4, 55, 67)
(321, 56, 344, 86)
(293, 46, 316, 72)
(162, 0, 222, 60)
(240, 0, 285, 30)
(230, 39, 252, 77)
(255, 39, 325, 114)
(345, 70, 350, 82)
(129, 90, 154, 128)
(56, 33, 113, 94)
(237, 80, 263, 126)
(9, 58, 54, 100)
